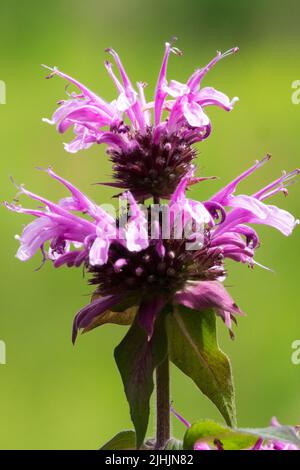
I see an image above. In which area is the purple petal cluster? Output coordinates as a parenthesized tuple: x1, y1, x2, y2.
(5, 168, 148, 268)
(43, 42, 238, 200)
(6, 156, 298, 341)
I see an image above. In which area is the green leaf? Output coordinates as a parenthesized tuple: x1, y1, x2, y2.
(165, 438, 183, 450)
(183, 420, 300, 450)
(114, 312, 168, 449)
(183, 420, 256, 450)
(167, 306, 236, 427)
(100, 430, 136, 450)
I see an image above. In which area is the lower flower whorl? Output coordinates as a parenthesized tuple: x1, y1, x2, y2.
(89, 235, 226, 300)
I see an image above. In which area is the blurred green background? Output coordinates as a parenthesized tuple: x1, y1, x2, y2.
(0, 0, 300, 449)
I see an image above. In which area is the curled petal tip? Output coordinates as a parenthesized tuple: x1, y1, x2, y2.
(230, 96, 239, 106)
(42, 117, 54, 125)
(105, 48, 116, 57)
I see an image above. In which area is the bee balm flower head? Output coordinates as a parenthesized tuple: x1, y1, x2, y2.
(5, 156, 298, 343)
(43, 41, 238, 201)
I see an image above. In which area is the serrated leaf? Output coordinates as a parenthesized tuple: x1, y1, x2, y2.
(167, 306, 236, 427)
(100, 430, 136, 450)
(114, 312, 168, 449)
(183, 420, 300, 450)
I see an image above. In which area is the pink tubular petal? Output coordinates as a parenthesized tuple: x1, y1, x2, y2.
(170, 170, 212, 230)
(162, 79, 190, 98)
(210, 233, 246, 250)
(4, 201, 47, 218)
(121, 192, 149, 251)
(105, 49, 145, 130)
(203, 201, 226, 224)
(46, 167, 113, 223)
(187, 47, 239, 92)
(137, 81, 151, 126)
(62, 124, 98, 153)
(53, 250, 82, 268)
(154, 42, 172, 126)
(211, 155, 271, 205)
(115, 89, 137, 112)
(104, 60, 137, 125)
(228, 195, 299, 236)
(228, 195, 269, 219)
(21, 187, 95, 233)
(43, 65, 113, 115)
(174, 280, 243, 316)
(96, 131, 129, 151)
(6, 170, 119, 268)
(89, 237, 110, 266)
(228, 224, 260, 248)
(196, 87, 237, 111)
(56, 105, 112, 133)
(15, 217, 58, 261)
(183, 99, 210, 128)
(63, 137, 95, 153)
(170, 169, 194, 204)
(18, 185, 97, 234)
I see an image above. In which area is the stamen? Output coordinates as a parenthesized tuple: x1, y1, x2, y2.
(254, 168, 300, 201)
(170, 47, 183, 56)
(170, 405, 191, 428)
(221, 47, 239, 59)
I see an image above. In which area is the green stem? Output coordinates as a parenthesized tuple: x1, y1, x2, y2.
(155, 354, 170, 449)
(153, 195, 170, 449)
